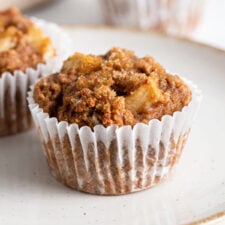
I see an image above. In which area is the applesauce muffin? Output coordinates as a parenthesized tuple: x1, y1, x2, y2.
(29, 47, 201, 195)
(0, 7, 70, 136)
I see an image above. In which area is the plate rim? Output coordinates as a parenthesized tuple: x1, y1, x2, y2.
(62, 24, 225, 56)
(185, 211, 225, 225)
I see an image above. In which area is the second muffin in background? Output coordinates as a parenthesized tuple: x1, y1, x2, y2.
(0, 7, 71, 136)
(28, 47, 201, 195)
(100, 0, 205, 36)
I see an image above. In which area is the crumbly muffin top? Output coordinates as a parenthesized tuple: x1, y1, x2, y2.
(0, 7, 55, 76)
(34, 47, 191, 128)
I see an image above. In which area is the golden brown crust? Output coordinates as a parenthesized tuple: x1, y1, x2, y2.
(34, 47, 191, 128)
(0, 7, 55, 76)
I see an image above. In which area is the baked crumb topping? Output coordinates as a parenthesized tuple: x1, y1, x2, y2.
(0, 7, 55, 76)
(34, 47, 191, 127)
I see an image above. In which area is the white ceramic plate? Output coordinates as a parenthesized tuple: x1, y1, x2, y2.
(1, 26, 225, 225)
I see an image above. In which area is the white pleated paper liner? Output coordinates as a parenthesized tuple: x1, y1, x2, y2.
(101, 0, 205, 35)
(0, 18, 72, 136)
(28, 78, 202, 195)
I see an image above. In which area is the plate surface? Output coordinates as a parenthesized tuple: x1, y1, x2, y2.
(1, 27, 225, 225)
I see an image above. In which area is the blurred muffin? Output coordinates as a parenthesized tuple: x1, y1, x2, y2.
(100, 0, 205, 35)
(0, 8, 70, 136)
(0, 0, 52, 11)
(28, 47, 201, 195)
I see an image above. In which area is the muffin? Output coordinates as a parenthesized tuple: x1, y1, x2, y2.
(0, 8, 71, 136)
(100, 0, 205, 36)
(28, 47, 202, 195)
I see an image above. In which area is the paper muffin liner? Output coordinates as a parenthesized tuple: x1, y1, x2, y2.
(0, 18, 72, 136)
(101, 0, 205, 35)
(28, 78, 202, 195)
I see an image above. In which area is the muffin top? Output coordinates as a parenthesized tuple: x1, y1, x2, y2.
(0, 7, 55, 76)
(34, 47, 191, 128)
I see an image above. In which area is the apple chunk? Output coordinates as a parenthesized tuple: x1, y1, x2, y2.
(125, 78, 166, 113)
(62, 53, 102, 74)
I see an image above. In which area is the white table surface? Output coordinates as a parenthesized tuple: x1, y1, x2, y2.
(26, 0, 225, 50)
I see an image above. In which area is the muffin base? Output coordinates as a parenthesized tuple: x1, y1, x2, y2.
(0, 87, 32, 136)
(0, 118, 32, 137)
(28, 77, 201, 195)
(54, 171, 170, 196)
(40, 130, 189, 195)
